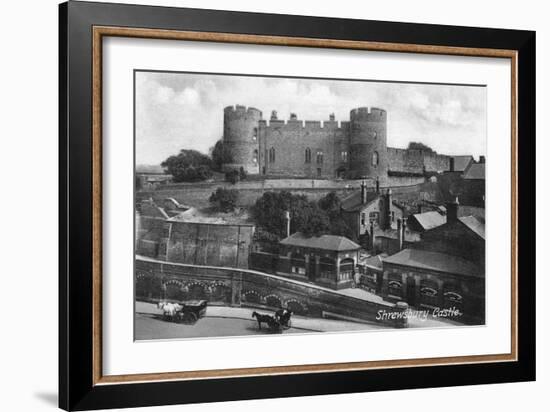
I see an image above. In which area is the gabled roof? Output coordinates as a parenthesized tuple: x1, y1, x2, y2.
(341, 190, 380, 212)
(411, 211, 447, 231)
(458, 216, 485, 239)
(452, 155, 474, 172)
(383, 248, 483, 277)
(462, 162, 485, 180)
(280, 232, 361, 251)
(364, 254, 384, 269)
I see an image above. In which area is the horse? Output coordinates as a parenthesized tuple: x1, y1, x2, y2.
(157, 301, 183, 321)
(252, 311, 280, 331)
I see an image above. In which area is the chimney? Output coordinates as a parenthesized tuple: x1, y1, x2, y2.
(270, 110, 278, 120)
(290, 113, 297, 120)
(417, 203, 422, 214)
(479, 155, 486, 163)
(329, 113, 335, 121)
(384, 188, 392, 230)
(375, 176, 380, 194)
(370, 220, 375, 250)
(446, 197, 459, 223)
(284, 211, 291, 237)
(361, 180, 367, 204)
(397, 219, 405, 251)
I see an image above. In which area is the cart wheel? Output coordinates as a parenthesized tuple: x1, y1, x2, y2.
(181, 312, 197, 324)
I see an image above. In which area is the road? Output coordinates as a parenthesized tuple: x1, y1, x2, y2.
(135, 301, 390, 340)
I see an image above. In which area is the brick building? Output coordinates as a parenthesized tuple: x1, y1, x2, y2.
(381, 199, 485, 324)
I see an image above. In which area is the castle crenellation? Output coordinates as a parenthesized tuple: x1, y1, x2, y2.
(222, 104, 461, 180)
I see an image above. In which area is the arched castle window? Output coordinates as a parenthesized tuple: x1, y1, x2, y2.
(252, 127, 258, 141)
(372, 151, 379, 167)
(253, 149, 258, 164)
(305, 148, 311, 163)
(269, 147, 276, 163)
(341, 151, 348, 162)
(316, 150, 324, 164)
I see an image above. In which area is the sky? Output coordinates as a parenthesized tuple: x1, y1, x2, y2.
(135, 71, 486, 166)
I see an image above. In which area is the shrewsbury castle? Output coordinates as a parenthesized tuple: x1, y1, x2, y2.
(222, 105, 454, 181)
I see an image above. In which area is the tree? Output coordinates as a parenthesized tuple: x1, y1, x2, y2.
(318, 191, 341, 216)
(161, 149, 213, 182)
(209, 187, 239, 212)
(225, 169, 240, 184)
(239, 166, 247, 181)
(252, 191, 330, 238)
(407, 142, 433, 152)
(210, 139, 233, 171)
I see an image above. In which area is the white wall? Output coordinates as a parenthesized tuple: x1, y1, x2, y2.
(0, 0, 546, 411)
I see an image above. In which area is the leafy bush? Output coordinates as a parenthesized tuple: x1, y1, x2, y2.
(161, 150, 213, 182)
(225, 169, 240, 184)
(209, 187, 239, 212)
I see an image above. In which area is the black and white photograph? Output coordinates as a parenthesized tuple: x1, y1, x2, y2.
(134, 71, 486, 340)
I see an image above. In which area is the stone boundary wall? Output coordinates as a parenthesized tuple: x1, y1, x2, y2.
(136, 257, 408, 328)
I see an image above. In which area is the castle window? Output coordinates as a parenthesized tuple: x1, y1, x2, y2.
(269, 147, 275, 163)
(372, 151, 379, 167)
(253, 149, 258, 164)
(316, 150, 324, 164)
(305, 148, 311, 163)
(252, 127, 257, 141)
(341, 151, 348, 162)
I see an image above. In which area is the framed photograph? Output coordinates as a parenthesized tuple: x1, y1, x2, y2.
(59, 1, 535, 410)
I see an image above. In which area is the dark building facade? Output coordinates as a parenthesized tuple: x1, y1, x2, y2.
(380, 199, 485, 324)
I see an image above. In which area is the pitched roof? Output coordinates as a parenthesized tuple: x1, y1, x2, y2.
(452, 155, 474, 172)
(458, 216, 485, 239)
(383, 248, 483, 277)
(411, 211, 447, 231)
(341, 190, 380, 212)
(280, 232, 361, 251)
(462, 162, 485, 180)
(364, 254, 384, 269)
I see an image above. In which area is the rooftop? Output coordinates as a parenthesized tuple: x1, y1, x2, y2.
(383, 248, 483, 277)
(341, 190, 380, 212)
(280, 232, 361, 252)
(458, 216, 485, 239)
(452, 155, 474, 172)
(462, 162, 485, 180)
(411, 211, 447, 231)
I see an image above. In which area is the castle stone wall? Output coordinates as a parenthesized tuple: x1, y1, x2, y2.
(221, 104, 455, 180)
(258, 116, 350, 178)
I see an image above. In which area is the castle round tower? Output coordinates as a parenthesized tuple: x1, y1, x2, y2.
(222, 105, 262, 174)
(349, 107, 388, 179)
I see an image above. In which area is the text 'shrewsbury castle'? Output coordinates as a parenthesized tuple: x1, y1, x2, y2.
(222, 105, 454, 180)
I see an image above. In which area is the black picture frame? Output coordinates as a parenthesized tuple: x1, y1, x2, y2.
(59, 1, 536, 410)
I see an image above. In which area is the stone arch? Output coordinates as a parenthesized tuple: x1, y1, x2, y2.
(264, 294, 283, 309)
(164, 279, 186, 301)
(285, 299, 308, 315)
(242, 289, 263, 305)
(187, 281, 207, 300)
(209, 281, 232, 303)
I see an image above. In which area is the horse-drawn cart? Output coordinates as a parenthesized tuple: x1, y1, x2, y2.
(251, 308, 293, 332)
(158, 300, 208, 324)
